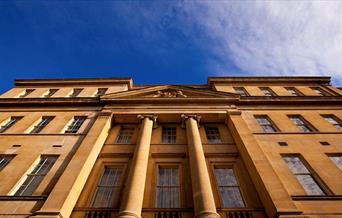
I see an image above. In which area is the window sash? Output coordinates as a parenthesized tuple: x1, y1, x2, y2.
(0, 117, 22, 133)
(91, 167, 123, 208)
(214, 168, 245, 208)
(329, 156, 342, 171)
(260, 87, 275, 96)
(311, 87, 329, 96)
(156, 167, 180, 208)
(283, 156, 325, 196)
(255, 116, 278, 133)
(115, 127, 134, 144)
(95, 88, 108, 97)
(323, 116, 342, 131)
(30, 117, 54, 133)
(162, 127, 176, 144)
(289, 116, 314, 132)
(19, 89, 34, 98)
(44, 89, 58, 98)
(205, 127, 222, 144)
(0, 155, 14, 171)
(286, 87, 302, 96)
(65, 117, 86, 133)
(233, 87, 248, 96)
(15, 156, 58, 196)
(70, 89, 83, 97)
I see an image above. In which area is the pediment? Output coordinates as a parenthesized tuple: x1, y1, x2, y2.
(101, 85, 239, 100)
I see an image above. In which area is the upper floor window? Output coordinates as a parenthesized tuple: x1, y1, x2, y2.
(233, 87, 249, 96)
(214, 167, 245, 208)
(90, 166, 123, 207)
(15, 155, 58, 196)
(0, 155, 15, 171)
(329, 155, 342, 171)
(162, 127, 176, 144)
(205, 126, 222, 144)
(29, 116, 54, 134)
(288, 115, 316, 132)
(322, 115, 342, 131)
(254, 115, 279, 133)
(44, 89, 58, 98)
(69, 88, 83, 97)
(282, 156, 326, 195)
(19, 89, 34, 98)
(259, 87, 276, 96)
(95, 88, 108, 97)
(310, 87, 329, 96)
(64, 116, 86, 133)
(285, 87, 303, 96)
(0, 116, 23, 133)
(156, 166, 180, 208)
(115, 127, 134, 144)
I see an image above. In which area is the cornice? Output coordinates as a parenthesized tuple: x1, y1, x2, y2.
(0, 97, 100, 107)
(15, 77, 133, 89)
(238, 96, 342, 105)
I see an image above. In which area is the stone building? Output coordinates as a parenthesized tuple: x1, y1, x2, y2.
(0, 77, 341, 218)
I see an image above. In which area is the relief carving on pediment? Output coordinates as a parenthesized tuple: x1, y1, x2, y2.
(152, 90, 187, 98)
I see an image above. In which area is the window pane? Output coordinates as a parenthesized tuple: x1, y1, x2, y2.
(330, 156, 342, 170)
(205, 127, 222, 144)
(162, 127, 176, 144)
(283, 156, 309, 174)
(0, 155, 14, 171)
(116, 127, 134, 144)
(214, 168, 238, 186)
(156, 167, 180, 208)
(296, 175, 325, 195)
(219, 187, 245, 208)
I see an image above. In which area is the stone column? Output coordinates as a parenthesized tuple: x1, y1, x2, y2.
(118, 114, 157, 218)
(182, 114, 220, 218)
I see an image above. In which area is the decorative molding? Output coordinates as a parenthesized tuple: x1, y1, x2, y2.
(152, 90, 187, 98)
(181, 114, 201, 128)
(137, 114, 158, 128)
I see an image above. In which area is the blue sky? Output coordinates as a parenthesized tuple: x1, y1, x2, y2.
(0, 1, 342, 94)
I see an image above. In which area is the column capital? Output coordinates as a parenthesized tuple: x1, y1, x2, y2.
(137, 114, 158, 128)
(181, 114, 201, 128)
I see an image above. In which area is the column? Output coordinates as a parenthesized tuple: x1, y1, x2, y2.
(118, 114, 157, 218)
(182, 114, 220, 218)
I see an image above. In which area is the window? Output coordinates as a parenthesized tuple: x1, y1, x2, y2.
(15, 155, 58, 196)
(283, 156, 326, 195)
(285, 87, 303, 96)
(44, 89, 58, 98)
(162, 127, 176, 144)
(329, 155, 342, 170)
(233, 87, 249, 96)
(322, 115, 342, 131)
(95, 88, 108, 97)
(90, 166, 123, 207)
(254, 115, 279, 133)
(156, 166, 180, 208)
(64, 116, 86, 133)
(29, 116, 54, 133)
(0, 116, 23, 133)
(0, 155, 15, 171)
(311, 87, 329, 96)
(214, 167, 245, 208)
(259, 87, 276, 96)
(115, 127, 134, 144)
(69, 88, 83, 97)
(288, 115, 316, 132)
(19, 89, 34, 98)
(205, 126, 222, 143)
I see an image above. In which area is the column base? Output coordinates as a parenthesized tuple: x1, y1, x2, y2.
(196, 211, 220, 218)
(117, 211, 142, 218)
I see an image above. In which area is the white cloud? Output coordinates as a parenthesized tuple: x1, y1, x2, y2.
(180, 1, 342, 85)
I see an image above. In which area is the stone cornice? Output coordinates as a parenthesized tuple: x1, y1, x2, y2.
(0, 97, 100, 107)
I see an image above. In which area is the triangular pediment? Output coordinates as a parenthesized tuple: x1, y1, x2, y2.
(101, 85, 239, 100)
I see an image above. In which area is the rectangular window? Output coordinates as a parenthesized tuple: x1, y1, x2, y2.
(15, 155, 58, 196)
(285, 87, 303, 96)
(233, 87, 249, 96)
(95, 88, 108, 97)
(255, 115, 279, 133)
(162, 127, 176, 144)
(322, 115, 342, 131)
(0, 116, 23, 133)
(329, 155, 342, 171)
(205, 126, 222, 144)
(259, 87, 276, 96)
(0, 155, 15, 171)
(283, 156, 326, 195)
(30, 116, 54, 133)
(44, 89, 58, 98)
(64, 116, 86, 133)
(69, 88, 83, 97)
(19, 89, 35, 98)
(214, 167, 245, 208)
(115, 127, 134, 144)
(156, 166, 180, 208)
(311, 87, 329, 96)
(90, 166, 123, 207)
(288, 115, 316, 132)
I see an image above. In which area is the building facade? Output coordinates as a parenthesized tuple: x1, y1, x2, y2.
(0, 77, 341, 218)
